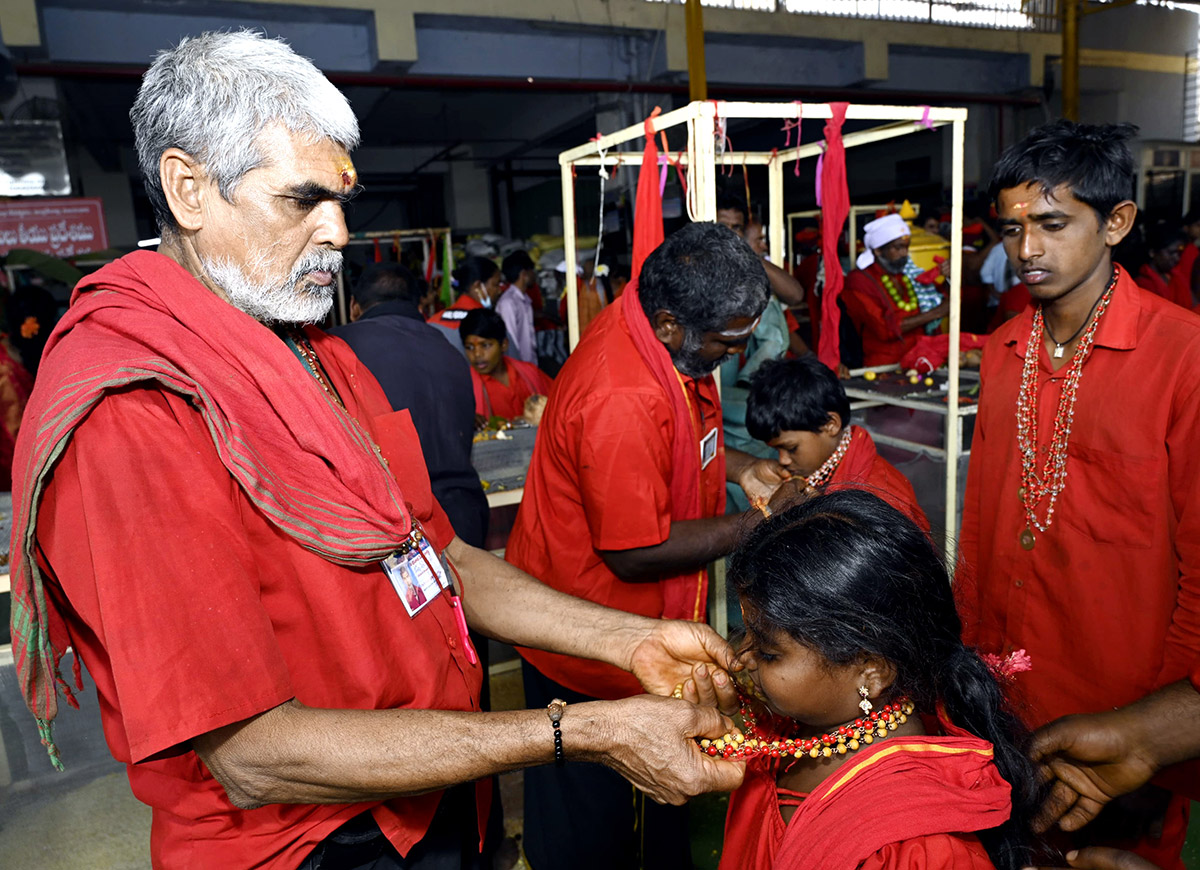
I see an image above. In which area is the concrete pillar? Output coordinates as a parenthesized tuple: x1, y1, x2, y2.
(74, 147, 138, 249)
(446, 151, 492, 234)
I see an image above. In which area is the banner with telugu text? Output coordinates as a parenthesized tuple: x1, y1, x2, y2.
(0, 198, 108, 258)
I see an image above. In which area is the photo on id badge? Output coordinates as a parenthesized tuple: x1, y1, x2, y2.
(382, 540, 447, 617)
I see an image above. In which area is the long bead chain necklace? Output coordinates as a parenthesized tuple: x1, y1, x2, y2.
(879, 273, 919, 312)
(1015, 268, 1118, 550)
(804, 426, 853, 488)
(287, 329, 346, 410)
(700, 694, 915, 761)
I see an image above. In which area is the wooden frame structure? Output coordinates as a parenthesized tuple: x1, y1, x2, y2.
(334, 227, 451, 326)
(557, 101, 969, 566)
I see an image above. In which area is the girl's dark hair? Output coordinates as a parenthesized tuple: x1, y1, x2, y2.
(987, 120, 1136, 224)
(459, 308, 507, 344)
(746, 356, 852, 442)
(730, 490, 1039, 870)
(452, 256, 499, 295)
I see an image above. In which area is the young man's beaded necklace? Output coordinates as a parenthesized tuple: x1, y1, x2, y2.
(1015, 267, 1118, 550)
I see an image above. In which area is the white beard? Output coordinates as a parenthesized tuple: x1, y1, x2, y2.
(201, 247, 342, 325)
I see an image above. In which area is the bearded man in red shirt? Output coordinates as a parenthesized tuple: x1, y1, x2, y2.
(507, 222, 802, 870)
(843, 213, 949, 366)
(959, 120, 1200, 870)
(8, 31, 746, 870)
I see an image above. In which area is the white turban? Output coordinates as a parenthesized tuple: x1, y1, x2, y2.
(856, 213, 911, 270)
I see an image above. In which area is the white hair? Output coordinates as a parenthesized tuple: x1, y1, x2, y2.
(131, 30, 360, 233)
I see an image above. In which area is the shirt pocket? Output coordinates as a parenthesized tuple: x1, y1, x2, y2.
(1059, 440, 1158, 549)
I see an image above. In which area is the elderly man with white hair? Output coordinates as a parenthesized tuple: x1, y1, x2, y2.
(843, 213, 949, 366)
(7, 31, 743, 869)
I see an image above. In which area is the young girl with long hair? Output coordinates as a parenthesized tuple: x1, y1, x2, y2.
(717, 490, 1040, 870)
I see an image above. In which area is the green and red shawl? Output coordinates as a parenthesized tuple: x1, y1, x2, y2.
(9, 251, 413, 767)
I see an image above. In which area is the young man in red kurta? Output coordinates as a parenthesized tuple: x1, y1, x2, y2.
(507, 223, 804, 870)
(843, 213, 949, 366)
(745, 355, 928, 529)
(960, 120, 1200, 870)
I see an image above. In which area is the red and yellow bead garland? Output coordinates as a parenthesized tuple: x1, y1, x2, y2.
(700, 697, 915, 761)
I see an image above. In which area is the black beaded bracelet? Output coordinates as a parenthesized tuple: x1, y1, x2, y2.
(547, 698, 567, 766)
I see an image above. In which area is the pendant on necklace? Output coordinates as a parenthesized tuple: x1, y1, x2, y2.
(1019, 527, 1036, 550)
(1017, 486, 1026, 501)
(1053, 345, 1065, 359)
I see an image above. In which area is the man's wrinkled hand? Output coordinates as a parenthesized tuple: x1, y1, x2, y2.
(600, 695, 745, 804)
(737, 458, 790, 504)
(1029, 711, 1157, 833)
(630, 620, 740, 715)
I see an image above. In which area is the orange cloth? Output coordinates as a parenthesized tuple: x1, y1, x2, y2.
(507, 300, 724, 699)
(558, 278, 606, 337)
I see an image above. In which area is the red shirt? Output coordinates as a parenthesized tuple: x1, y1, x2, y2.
(506, 303, 724, 699)
(426, 293, 481, 331)
(1136, 263, 1174, 301)
(1169, 243, 1198, 308)
(720, 734, 1003, 870)
(829, 426, 929, 530)
(842, 264, 925, 366)
(471, 357, 553, 419)
(959, 268, 1200, 730)
(35, 339, 484, 868)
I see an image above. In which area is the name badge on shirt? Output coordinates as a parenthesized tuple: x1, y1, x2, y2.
(381, 527, 451, 618)
(700, 427, 719, 470)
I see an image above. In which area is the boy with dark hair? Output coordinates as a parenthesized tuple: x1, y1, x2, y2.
(960, 120, 1200, 869)
(459, 308, 552, 421)
(746, 356, 926, 527)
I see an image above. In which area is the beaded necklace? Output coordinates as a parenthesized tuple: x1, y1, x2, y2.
(699, 695, 915, 761)
(879, 272, 919, 313)
(804, 426, 853, 488)
(286, 329, 346, 410)
(1015, 268, 1118, 550)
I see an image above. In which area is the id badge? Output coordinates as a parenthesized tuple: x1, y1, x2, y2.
(700, 427, 719, 470)
(381, 529, 451, 618)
